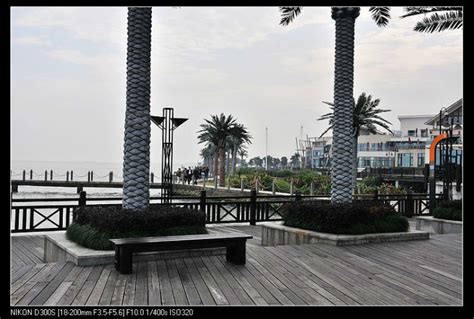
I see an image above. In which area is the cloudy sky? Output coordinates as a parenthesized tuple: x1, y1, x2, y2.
(11, 6, 462, 168)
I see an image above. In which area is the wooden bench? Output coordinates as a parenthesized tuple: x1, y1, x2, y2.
(110, 233, 253, 274)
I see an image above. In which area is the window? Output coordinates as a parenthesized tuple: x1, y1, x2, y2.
(409, 154, 413, 167)
(397, 154, 403, 166)
(421, 129, 428, 137)
(407, 130, 416, 137)
(417, 153, 425, 167)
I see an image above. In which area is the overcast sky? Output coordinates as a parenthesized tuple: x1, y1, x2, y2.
(11, 6, 463, 168)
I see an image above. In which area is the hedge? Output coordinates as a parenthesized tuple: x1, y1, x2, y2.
(281, 200, 409, 235)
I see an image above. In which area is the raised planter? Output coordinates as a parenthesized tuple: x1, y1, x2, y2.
(261, 223, 429, 246)
(415, 216, 462, 234)
(44, 233, 225, 266)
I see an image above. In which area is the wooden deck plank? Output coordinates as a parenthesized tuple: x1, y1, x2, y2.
(10, 264, 47, 297)
(156, 259, 175, 305)
(11, 264, 34, 284)
(146, 260, 161, 305)
(13, 263, 66, 305)
(191, 257, 229, 305)
(133, 262, 149, 306)
(215, 256, 268, 305)
(165, 258, 188, 305)
(207, 256, 255, 305)
(242, 252, 295, 305)
(110, 272, 128, 306)
(15, 236, 44, 263)
(30, 262, 76, 305)
(99, 268, 119, 306)
(57, 266, 94, 305)
(346, 244, 462, 299)
(71, 265, 104, 305)
(86, 266, 112, 306)
(247, 247, 318, 305)
(174, 258, 202, 305)
(45, 265, 83, 306)
(182, 257, 217, 305)
(121, 263, 138, 306)
(17, 263, 66, 305)
(200, 256, 242, 305)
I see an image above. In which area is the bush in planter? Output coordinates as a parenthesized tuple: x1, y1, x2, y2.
(433, 200, 462, 221)
(281, 201, 408, 235)
(66, 205, 207, 250)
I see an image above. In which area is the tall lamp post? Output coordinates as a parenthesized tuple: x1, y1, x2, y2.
(151, 108, 188, 204)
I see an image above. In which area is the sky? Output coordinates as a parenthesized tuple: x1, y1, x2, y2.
(11, 6, 463, 169)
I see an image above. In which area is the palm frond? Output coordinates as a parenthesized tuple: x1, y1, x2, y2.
(369, 7, 391, 27)
(413, 11, 463, 32)
(279, 7, 302, 26)
(401, 6, 462, 18)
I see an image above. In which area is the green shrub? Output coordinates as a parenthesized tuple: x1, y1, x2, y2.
(281, 201, 408, 235)
(67, 205, 208, 250)
(75, 205, 206, 233)
(433, 200, 462, 221)
(66, 223, 208, 250)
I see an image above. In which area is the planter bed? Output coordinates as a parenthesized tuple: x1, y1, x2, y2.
(261, 223, 429, 246)
(415, 216, 462, 234)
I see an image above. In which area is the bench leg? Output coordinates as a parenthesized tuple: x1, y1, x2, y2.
(226, 242, 246, 265)
(116, 246, 133, 274)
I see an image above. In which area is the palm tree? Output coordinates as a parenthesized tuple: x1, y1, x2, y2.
(290, 152, 300, 169)
(400, 7, 462, 33)
(238, 147, 248, 168)
(200, 144, 215, 176)
(318, 92, 393, 190)
(197, 114, 250, 186)
(122, 7, 152, 211)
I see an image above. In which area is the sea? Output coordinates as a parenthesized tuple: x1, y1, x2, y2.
(10, 159, 199, 199)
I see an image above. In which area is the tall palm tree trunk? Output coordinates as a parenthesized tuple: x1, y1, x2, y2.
(213, 153, 218, 179)
(122, 7, 152, 210)
(331, 7, 359, 203)
(353, 134, 358, 192)
(231, 145, 237, 175)
(218, 147, 226, 186)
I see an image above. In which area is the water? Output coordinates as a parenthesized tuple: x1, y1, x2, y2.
(10, 159, 197, 199)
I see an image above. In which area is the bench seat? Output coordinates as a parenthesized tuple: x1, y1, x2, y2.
(110, 233, 253, 274)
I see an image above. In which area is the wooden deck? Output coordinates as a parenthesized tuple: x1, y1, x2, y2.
(10, 225, 462, 306)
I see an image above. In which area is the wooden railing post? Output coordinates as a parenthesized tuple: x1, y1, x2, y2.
(310, 181, 314, 196)
(50, 170, 53, 180)
(250, 189, 257, 226)
(406, 192, 414, 216)
(295, 190, 301, 201)
(71, 170, 74, 181)
(76, 191, 87, 222)
(91, 171, 94, 182)
(109, 171, 113, 183)
(214, 178, 218, 189)
(240, 177, 244, 192)
(151, 172, 154, 184)
(30, 169, 33, 180)
(44, 170, 48, 181)
(88, 171, 91, 182)
(290, 179, 293, 195)
(200, 190, 206, 213)
(227, 177, 231, 190)
(66, 171, 70, 182)
(22, 170, 26, 181)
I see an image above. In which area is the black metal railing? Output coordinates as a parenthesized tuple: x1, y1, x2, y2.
(10, 190, 442, 233)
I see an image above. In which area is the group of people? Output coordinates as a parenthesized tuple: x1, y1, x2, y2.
(175, 166, 209, 185)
